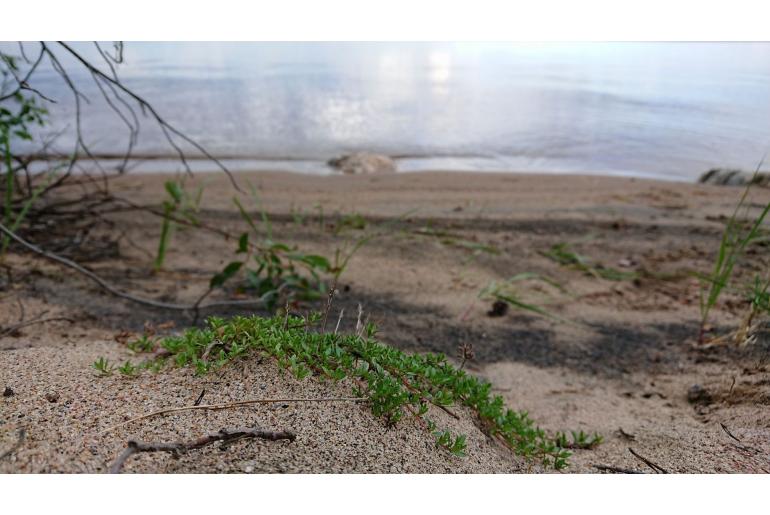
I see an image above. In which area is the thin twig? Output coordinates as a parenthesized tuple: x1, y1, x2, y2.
(355, 303, 364, 337)
(321, 279, 338, 333)
(201, 340, 227, 362)
(719, 422, 760, 454)
(0, 314, 75, 337)
(628, 447, 668, 474)
(0, 43, 46, 102)
(0, 221, 270, 313)
(334, 308, 344, 335)
(98, 397, 367, 436)
(616, 427, 636, 441)
(593, 464, 642, 474)
(108, 426, 295, 473)
(55, 42, 241, 192)
(107, 195, 283, 258)
(720, 422, 741, 443)
(193, 389, 206, 407)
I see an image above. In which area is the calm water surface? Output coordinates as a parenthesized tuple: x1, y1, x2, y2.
(18, 42, 770, 180)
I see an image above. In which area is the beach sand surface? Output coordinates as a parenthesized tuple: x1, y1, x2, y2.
(2, 171, 769, 473)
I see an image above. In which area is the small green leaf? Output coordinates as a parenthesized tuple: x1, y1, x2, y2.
(237, 233, 249, 253)
(210, 261, 243, 288)
(164, 181, 183, 203)
(290, 254, 331, 271)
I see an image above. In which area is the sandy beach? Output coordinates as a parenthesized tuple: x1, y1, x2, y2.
(1, 171, 769, 473)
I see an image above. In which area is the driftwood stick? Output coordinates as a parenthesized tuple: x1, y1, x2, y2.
(593, 464, 642, 474)
(628, 447, 669, 474)
(108, 426, 295, 473)
(98, 396, 367, 436)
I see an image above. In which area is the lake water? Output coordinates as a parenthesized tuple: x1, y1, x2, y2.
(15, 42, 770, 181)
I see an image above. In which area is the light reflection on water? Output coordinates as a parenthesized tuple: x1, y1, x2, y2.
(17, 42, 770, 181)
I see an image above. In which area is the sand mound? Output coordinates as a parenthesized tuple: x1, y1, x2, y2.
(0, 338, 521, 473)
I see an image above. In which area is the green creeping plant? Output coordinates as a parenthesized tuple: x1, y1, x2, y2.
(138, 313, 579, 469)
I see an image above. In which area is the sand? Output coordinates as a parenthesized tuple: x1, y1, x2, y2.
(1, 171, 769, 473)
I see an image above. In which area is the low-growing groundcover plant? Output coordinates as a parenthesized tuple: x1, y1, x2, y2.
(102, 313, 588, 469)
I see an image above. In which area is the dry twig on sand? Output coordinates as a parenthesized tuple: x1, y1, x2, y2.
(628, 447, 668, 473)
(0, 221, 271, 317)
(719, 422, 761, 454)
(592, 464, 642, 474)
(0, 312, 75, 337)
(108, 426, 295, 473)
(98, 397, 367, 436)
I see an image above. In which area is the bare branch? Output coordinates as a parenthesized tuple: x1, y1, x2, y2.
(89, 70, 137, 173)
(99, 397, 367, 436)
(0, 220, 271, 313)
(0, 313, 75, 337)
(628, 447, 668, 474)
(593, 464, 642, 474)
(0, 43, 48, 103)
(108, 426, 296, 473)
(55, 41, 241, 191)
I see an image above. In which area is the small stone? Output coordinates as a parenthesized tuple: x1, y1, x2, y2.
(687, 384, 712, 405)
(328, 152, 397, 175)
(699, 168, 770, 187)
(3, 386, 14, 397)
(45, 391, 60, 403)
(244, 465, 254, 473)
(486, 300, 508, 318)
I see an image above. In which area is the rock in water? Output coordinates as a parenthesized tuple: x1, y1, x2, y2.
(699, 168, 770, 187)
(328, 153, 397, 175)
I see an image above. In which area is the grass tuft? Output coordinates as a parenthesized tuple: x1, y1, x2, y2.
(479, 273, 575, 325)
(92, 357, 115, 376)
(554, 430, 603, 450)
(541, 242, 636, 281)
(698, 164, 770, 341)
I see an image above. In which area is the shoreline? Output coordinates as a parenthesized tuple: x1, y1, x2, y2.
(25, 154, 703, 183)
